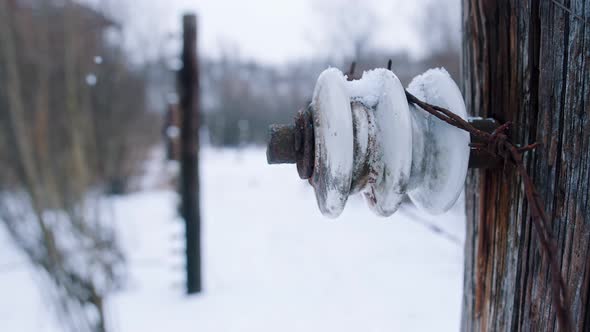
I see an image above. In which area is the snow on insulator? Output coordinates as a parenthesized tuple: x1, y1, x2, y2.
(268, 67, 472, 218)
(310, 69, 354, 218)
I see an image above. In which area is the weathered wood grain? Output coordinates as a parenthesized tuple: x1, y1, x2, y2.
(462, 0, 590, 331)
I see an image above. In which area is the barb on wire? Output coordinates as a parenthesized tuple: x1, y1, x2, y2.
(551, 0, 589, 25)
(393, 61, 571, 331)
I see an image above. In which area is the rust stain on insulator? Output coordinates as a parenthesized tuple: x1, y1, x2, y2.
(294, 107, 315, 179)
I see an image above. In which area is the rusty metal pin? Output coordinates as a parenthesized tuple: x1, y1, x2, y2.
(267, 115, 500, 169)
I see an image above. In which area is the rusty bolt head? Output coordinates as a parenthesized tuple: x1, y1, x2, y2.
(267, 124, 297, 164)
(266, 107, 316, 179)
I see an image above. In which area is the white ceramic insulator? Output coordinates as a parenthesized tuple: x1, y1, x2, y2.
(310, 68, 354, 218)
(351, 69, 412, 217)
(308, 67, 470, 218)
(406, 68, 470, 214)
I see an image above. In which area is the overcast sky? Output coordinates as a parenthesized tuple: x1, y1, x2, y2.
(100, 0, 459, 65)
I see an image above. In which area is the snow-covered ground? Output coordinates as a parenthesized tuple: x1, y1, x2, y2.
(0, 147, 465, 332)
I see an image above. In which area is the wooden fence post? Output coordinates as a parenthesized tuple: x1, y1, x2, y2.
(179, 13, 201, 295)
(461, 1, 589, 330)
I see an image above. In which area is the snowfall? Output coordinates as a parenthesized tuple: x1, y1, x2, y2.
(0, 147, 465, 332)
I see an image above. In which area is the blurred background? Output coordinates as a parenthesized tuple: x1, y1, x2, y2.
(0, 0, 465, 331)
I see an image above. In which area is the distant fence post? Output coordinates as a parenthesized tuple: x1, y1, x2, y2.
(178, 13, 201, 294)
